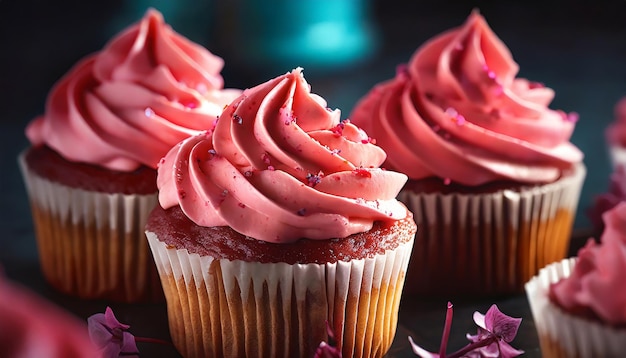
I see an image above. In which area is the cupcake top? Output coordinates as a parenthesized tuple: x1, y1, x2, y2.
(586, 165, 626, 235)
(606, 97, 626, 147)
(550, 202, 626, 326)
(26, 8, 241, 172)
(157, 68, 409, 243)
(0, 272, 98, 357)
(350, 10, 583, 186)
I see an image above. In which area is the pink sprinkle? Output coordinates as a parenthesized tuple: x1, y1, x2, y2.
(482, 64, 489, 72)
(144, 107, 154, 118)
(456, 114, 466, 126)
(396, 63, 409, 79)
(454, 43, 463, 51)
(445, 107, 458, 117)
(487, 71, 496, 80)
(196, 83, 208, 95)
(267, 165, 275, 171)
(443, 178, 451, 185)
(184, 101, 197, 109)
(493, 85, 504, 96)
(565, 111, 579, 123)
(261, 153, 271, 164)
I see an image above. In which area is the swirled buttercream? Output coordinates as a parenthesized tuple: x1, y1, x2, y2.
(350, 11, 582, 185)
(26, 8, 241, 171)
(550, 202, 626, 326)
(157, 68, 409, 243)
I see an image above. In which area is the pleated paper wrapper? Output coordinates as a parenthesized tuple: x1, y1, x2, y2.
(146, 232, 414, 358)
(525, 258, 626, 357)
(398, 163, 585, 296)
(19, 153, 162, 302)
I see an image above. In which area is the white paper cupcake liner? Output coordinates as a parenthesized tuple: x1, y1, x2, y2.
(525, 258, 626, 357)
(19, 152, 161, 302)
(609, 145, 626, 170)
(398, 163, 586, 296)
(146, 231, 414, 358)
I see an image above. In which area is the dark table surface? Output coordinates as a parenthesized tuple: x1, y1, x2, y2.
(1, 1, 625, 357)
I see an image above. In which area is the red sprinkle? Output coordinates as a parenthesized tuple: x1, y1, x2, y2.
(353, 168, 372, 178)
(238, 203, 246, 208)
(178, 189, 186, 199)
(330, 122, 345, 136)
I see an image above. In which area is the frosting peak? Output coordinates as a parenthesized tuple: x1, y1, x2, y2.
(26, 8, 241, 171)
(350, 11, 583, 185)
(158, 68, 409, 243)
(550, 202, 626, 325)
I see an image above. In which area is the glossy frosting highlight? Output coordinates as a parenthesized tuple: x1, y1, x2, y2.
(350, 11, 582, 185)
(550, 202, 626, 326)
(158, 68, 409, 243)
(26, 9, 241, 171)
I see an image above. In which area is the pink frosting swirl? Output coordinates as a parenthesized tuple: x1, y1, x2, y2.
(350, 11, 582, 185)
(26, 9, 241, 171)
(606, 97, 626, 147)
(158, 68, 409, 243)
(550, 202, 626, 325)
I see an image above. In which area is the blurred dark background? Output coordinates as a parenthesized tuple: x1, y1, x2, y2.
(0, 1, 625, 356)
(2, 1, 626, 238)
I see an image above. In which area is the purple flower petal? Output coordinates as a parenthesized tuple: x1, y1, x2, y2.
(408, 336, 440, 358)
(104, 306, 130, 330)
(484, 305, 522, 342)
(472, 311, 486, 330)
(87, 307, 139, 358)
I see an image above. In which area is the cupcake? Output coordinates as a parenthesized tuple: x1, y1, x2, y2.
(19, 8, 242, 302)
(146, 68, 416, 357)
(0, 269, 98, 357)
(606, 97, 626, 168)
(350, 11, 585, 296)
(525, 202, 626, 357)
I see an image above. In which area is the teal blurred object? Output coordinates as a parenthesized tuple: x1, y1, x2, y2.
(218, 0, 379, 74)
